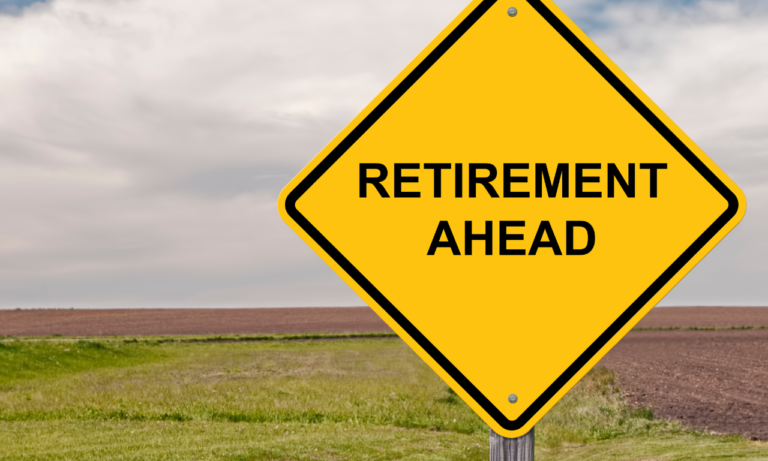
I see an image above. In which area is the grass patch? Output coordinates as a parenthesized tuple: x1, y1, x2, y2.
(0, 339, 161, 384)
(0, 339, 482, 432)
(0, 337, 766, 460)
(0, 421, 488, 461)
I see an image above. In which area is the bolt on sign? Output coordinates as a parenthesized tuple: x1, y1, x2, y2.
(279, 0, 745, 438)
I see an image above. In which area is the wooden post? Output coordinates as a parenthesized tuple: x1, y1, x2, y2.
(490, 427, 534, 461)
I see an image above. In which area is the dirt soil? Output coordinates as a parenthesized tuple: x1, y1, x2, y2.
(600, 329, 768, 441)
(636, 306, 768, 328)
(2, 306, 765, 337)
(0, 307, 392, 336)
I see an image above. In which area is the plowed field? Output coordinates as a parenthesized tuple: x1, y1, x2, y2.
(600, 329, 768, 441)
(3, 306, 766, 337)
(0, 307, 391, 336)
(635, 306, 768, 328)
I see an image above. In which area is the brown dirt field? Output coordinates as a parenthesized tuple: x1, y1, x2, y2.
(2, 306, 766, 337)
(637, 306, 768, 328)
(600, 329, 768, 441)
(0, 307, 391, 336)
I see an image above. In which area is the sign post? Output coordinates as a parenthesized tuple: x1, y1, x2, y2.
(491, 429, 534, 461)
(279, 0, 745, 454)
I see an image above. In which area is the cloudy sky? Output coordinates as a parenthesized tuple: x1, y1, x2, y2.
(0, 0, 765, 308)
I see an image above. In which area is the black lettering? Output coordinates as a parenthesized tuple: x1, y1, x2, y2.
(535, 163, 569, 198)
(468, 164, 499, 198)
(529, 221, 562, 255)
(465, 220, 493, 256)
(640, 163, 667, 198)
(566, 221, 595, 255)
(500, 221, 525, 255)
(359, 163, 389, 198)
(394, 163, 420, 198)
(575, 163, 602, 198)
(607, 163, 635, 198)
(455, 163, 463, 198)
(427, 221, 460, 255)
(502, 163, 530, 198)
(424, 163, 451, 198)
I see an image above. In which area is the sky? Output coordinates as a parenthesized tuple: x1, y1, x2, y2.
(0, 0, 765, 308)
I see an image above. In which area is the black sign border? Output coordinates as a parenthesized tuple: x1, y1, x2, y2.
(284, 0, 740, 431)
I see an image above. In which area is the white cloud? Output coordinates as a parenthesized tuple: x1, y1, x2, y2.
(0, 0, 473, 307)
(0, 0, 765, 307)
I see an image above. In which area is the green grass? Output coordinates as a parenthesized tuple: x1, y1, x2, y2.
(0, 337, 766, 460)
(0, 339, 161, 383)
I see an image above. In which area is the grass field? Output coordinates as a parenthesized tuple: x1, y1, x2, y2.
(0, 336, 767, 460)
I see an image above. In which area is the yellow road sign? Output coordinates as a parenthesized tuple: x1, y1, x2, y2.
(279, 0, 746, 437)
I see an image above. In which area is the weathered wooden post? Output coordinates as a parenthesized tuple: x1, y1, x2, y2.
(490, 427, 534, 461)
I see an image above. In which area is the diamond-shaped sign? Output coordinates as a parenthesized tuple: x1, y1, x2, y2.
(279, 0, 745, 437)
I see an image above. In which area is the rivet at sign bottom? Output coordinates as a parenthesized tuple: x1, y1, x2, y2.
(508, 394, 518, 404)
(507, 7, 518, 17)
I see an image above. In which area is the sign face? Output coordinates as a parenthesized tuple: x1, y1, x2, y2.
(279, 0, 745, 437)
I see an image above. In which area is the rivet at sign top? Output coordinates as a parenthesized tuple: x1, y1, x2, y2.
(507, 7, 518, 17)
(508, 394, 518, 403)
